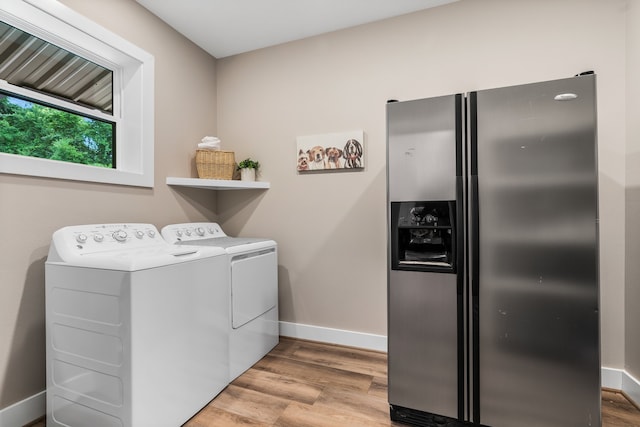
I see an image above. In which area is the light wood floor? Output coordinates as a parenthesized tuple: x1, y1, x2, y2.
(30, 337, 640, 427)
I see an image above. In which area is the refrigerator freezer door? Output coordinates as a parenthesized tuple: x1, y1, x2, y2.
(388, 269, 459, 419)
(473, 75, 600, 427)
(387, 95, 460, 202)
(387, 93, 464, 422)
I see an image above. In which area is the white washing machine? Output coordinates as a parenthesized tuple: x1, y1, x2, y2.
(161, 222, 278, 381)
(45, 223, 229, 427)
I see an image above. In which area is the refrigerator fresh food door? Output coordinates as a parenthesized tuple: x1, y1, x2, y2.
(472, 75, 600, 427)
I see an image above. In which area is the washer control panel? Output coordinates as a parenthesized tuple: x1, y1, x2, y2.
(161, 222, 227, 243)
(54, 223, 161, 254)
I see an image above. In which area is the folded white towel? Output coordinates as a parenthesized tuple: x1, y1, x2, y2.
(198, 136, 221, 150)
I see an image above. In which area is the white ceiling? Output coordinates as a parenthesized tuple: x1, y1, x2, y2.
(135, 0, 458, 58)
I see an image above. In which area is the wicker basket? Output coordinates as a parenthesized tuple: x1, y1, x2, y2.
(196, 150, 235, 180)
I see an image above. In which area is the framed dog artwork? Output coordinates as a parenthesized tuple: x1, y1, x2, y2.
(296, 130, 364, 172)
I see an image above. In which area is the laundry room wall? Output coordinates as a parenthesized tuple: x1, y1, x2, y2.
(626, 0, 640, 386)
(216, 0, 628, 369)
(0, 0, 219, 412)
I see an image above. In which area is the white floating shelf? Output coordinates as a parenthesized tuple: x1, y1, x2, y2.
(166, 177, 270, 190)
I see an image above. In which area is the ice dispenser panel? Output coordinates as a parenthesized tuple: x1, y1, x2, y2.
(391, 201, 456, 272)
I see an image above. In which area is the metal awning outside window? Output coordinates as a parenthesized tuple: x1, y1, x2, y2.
(0, 21, 113, 114)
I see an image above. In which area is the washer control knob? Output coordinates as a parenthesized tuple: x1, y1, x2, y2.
(147, 230, 156, 238)
(76, 233, 88, 244)
(195, 227, 205, 236)
(135, 230, 145, 239)
(113, 230, 128, 242)
(185, 229, 192, 236)
(93, 233, 104, 242)
(176, 230, 183, 237)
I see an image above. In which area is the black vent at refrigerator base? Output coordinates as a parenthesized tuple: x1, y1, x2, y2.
(391, 405, 489, 427)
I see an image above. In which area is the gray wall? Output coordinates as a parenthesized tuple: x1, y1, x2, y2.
(626, 0, 640, 382)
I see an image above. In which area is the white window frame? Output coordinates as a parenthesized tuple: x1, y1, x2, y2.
(0, 0, 154, 187)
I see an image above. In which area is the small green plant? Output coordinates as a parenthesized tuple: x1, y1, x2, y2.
(237, 158, 260, 170)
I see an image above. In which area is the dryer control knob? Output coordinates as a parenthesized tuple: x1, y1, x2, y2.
(93, 233, 104, 242)
(196, 227, 205, 236)
(147, 230, 156, 238)
(76, 233, 88, 244)
(135, 230, 145, 239)
(113, 230, 128, 242)
(176, 230, 183, 237)
(185, 229, 192, 236)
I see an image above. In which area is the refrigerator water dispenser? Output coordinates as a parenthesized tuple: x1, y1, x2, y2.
(391, 201, 456, 272)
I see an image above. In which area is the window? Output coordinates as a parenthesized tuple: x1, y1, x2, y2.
(0, 91, 115, 168)
(0, 0, 154, 187)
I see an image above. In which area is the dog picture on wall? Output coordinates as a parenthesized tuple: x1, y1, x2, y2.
(296, 131, 364, 172)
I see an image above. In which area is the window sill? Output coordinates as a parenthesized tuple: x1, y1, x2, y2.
(166, 177, 270, 190)
(0, 153, 153, 187)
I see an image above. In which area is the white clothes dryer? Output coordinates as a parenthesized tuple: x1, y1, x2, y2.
(161, 222, 278, 381)
(45, 223, 229, 427)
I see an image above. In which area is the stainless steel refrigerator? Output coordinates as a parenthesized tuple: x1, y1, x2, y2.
(386, 74, 600, 427)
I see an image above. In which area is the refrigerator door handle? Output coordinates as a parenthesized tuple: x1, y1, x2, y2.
(455, 93, 466, 421)
(469, 174, 480, 424)
(468, 91, 481, 424)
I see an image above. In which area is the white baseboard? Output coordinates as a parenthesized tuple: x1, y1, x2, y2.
(622, 368, 640, 408)
(279, 321, 387, 352)
(0, 390, 44, 427)
(602, 366, 624, 390)
(602, 366, 640, 407)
